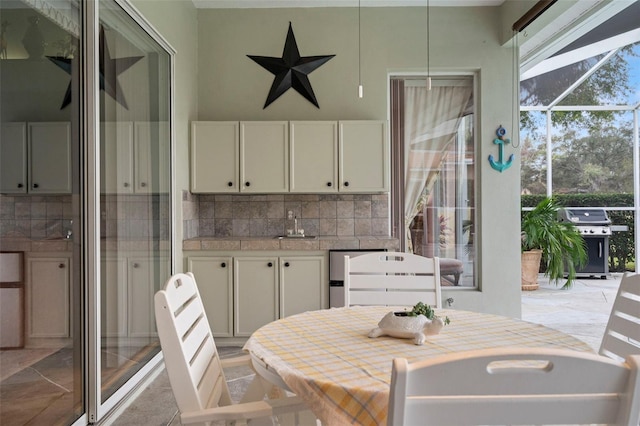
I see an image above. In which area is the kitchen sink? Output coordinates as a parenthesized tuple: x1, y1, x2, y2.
(274, 235, 317, 240)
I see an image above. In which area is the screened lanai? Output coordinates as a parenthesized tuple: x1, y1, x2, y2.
(519, 0, 639, 273)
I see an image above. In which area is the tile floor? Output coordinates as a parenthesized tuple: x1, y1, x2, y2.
(107, 273, 624, 426)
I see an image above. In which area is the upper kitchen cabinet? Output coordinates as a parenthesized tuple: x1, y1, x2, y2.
(289, 121, 338, 193)
(1, 122, 71, 194)
(101, 122, 134, 194)
(0, 122, 27, 194)
(339, 121, 389, 193)
(100, 121, 169, 194)
(190, 121, 239, 193)
(240, 121, 289, 193)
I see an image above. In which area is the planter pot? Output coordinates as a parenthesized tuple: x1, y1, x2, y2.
(521, 249, 542, 291)
(368, 311, 444, 345)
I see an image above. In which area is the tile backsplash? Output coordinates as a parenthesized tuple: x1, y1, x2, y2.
(0, 195, 73, 239)
(183, 191, 390, 239)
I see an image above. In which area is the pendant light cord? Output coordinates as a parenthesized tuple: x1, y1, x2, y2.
(358, 0, 363, 97)
(426, 0, 431, 90)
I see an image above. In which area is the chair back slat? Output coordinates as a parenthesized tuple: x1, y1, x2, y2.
(155, 272, 233, 415)
(345, 252, 441, 308)
(600, 273, 640, 361)
(388, 347, 640, 426)
(348, 289, 439, 307)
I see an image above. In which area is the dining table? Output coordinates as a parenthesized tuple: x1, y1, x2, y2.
(243, 305, 593, 426)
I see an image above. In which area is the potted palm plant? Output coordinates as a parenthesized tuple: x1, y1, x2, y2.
(521, 197, 587, 290)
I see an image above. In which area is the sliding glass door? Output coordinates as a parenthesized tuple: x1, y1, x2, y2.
(94, 0, 172, 416)
(0, 1, 84, 424)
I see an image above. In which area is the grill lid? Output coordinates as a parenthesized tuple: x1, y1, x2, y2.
(558, 208, 611, 226)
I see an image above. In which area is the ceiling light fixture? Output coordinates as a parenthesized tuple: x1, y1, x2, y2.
(358, 0, 363, 98)
(426, 0, 431, 91)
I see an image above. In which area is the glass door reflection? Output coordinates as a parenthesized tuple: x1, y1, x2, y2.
(97, 0, 171, 403)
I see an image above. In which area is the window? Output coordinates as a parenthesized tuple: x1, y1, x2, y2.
(390, 76, 476, 287)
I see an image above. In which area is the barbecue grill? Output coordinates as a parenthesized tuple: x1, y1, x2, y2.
(558, 208, 611, 278)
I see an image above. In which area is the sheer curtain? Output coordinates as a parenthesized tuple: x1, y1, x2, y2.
(403, 82, 473, 251)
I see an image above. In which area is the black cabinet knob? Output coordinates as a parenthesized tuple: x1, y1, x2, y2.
(267, 262, 273, 267)
(58, 263, 65, 268)
(344, 181, 350, 187)
(17, 183, 23, 188)
(221, 262, 226, 268)
(227, 182, 233, 187)
(245, 182, 251, 187)
(327, 182, 332, 187)
(33, 183, 39, 188)
(141, 182, 147, 187)
(124, 182, 130, 187)
(133, 263, 139, 268)
(284, 262, 290, 267)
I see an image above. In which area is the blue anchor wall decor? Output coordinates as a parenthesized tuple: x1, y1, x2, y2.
(488, 125, 514, 172)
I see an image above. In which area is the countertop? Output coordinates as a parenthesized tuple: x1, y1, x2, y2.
(183, 236, 400, 251)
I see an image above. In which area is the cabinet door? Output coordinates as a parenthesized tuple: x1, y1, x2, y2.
(29, 122, 72, 194)
(28, 257, 70, 338)
(290, 121, 338, 193)
(234, 257, 278, 337)
(240, 121, 289, 193)
(135, 122, 170, 194)
(339, 121, 389, 192)
(128, 257, 169, 337)
(100, 257, 128, 338)
(280, 256, 326, 318)
(188, 257, 234, 337)
(0, 122, 27, 193)
(101, 122, 134, 194)
(191, 121, 239, 193)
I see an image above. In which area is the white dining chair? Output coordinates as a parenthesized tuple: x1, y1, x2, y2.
(344, 251, 442, 308)
(600, 272, 640, 362)
(155, 272, 309, 425)
(388, 347, 640, 426)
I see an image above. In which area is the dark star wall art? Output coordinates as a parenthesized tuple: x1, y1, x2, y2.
(47, 26, 144, 110)
(248, 22, 335, 109)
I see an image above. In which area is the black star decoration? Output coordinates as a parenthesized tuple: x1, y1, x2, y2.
(248, 22, 335, 109)
(48, 26, 144, 110)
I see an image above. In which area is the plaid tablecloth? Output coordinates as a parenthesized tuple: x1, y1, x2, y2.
(243, 306, 592, 425)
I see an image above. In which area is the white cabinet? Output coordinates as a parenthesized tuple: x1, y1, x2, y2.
(187, 256, 234, 337)
(0, 122, 71, 194)
(101, 257, 127, 338)
(27, 255, 71, 338)
(101, 122, 134, 194)
(101, 254, 169, 338)
(234, 256, 279, 337)
(240, 121, 289, 193)
(191, 121, 239, 193)
(187, 252, 326, 340)
(289, 121, 338, 193)
(190, 120, 388, 194)
(0, 122, 27, 193)
(279, 255, 326, 318)
(101, 121, 168, 194)
(339, 120, 389, 192)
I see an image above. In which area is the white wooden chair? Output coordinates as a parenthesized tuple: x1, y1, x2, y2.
(387, 348, 640, 426)
(344, 251, 442, 308)
(155, 272, 309, 425)
(600, 272, 640, 361)
(388, 347, 640, 426)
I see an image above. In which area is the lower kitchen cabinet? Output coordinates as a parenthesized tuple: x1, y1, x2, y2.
(234, 257, 279, 337)
(101, 254, 169, 338)
(280, 256, 325, 318)
(27, 255, 71, 338)
(186, 252, 327, 341)
(187, 256, 234, 337)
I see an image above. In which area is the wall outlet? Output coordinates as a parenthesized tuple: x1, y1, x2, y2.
(287, 210, 294, 220)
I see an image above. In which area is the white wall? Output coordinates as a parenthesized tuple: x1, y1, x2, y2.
(132, 4, 523, 317)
